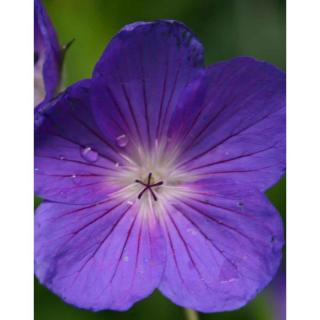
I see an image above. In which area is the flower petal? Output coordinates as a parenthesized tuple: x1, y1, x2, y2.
(35, 80, 130, 204)
(91, 20, 204, 150)
(169, 57, 285, 191)
(35, 199, 165, 311)
(159, 178, 283, 312)
(34, 0, 61, 106)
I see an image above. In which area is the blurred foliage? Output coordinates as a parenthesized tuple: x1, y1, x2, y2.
(35, 0, 286, 319)
(43, 0, 285, 86)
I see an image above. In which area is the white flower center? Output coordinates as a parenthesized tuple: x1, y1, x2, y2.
(109, 139, 195, 216)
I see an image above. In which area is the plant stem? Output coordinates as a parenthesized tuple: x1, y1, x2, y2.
(184, 308, 199, 320)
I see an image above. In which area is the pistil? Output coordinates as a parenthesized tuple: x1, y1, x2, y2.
(135, 172, 163, 201)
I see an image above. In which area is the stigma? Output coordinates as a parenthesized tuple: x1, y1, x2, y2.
(135, 172, 163, 201)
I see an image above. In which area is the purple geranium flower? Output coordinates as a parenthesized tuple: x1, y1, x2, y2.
(35, 21, 285, 312)
(34, 0, 62, 107)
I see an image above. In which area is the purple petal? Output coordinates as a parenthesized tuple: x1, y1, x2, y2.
(35, 199, 165, 311)
(269, 269, 286, 320)
(91, 20, 204, 151)
(159, 178, 283, 312)
(169, 57, 285, 191)
(34, 0, 61, 107)
(35, 80, 131, 204)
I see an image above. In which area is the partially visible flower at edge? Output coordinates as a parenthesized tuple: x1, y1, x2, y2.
(34, 20, 285, 313)
(34, 0, 62, 107)
(268, 268, 286, 320)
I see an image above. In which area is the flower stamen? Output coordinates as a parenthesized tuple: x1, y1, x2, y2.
(135, 172, 163, 201)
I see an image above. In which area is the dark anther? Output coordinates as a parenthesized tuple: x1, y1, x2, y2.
(135, 172, 163, 201)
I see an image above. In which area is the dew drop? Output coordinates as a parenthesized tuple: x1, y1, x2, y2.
(80, 146, 98, 163)
(116, 134, 129, 148)
(219, 261, 239, 283)
(114, 162, 120, 168)
(59, 155, 65, 160)
(123, 255, 129, 262)
(187, 228, 197, 236)
(34, 168, 39, 172)
(71, 174, 80, 185)
(127, 200, 134, 206)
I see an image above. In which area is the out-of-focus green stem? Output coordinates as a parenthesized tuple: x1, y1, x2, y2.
(184, 308, 199, 320)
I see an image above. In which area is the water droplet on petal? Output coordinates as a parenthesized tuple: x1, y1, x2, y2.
(116, 134, 129, 148)
(34, 168, 39, 172)
(59, 155, 65, 160)
(219, 261, 239, 283)
(114, 162, 120, 167)
(80, 146, 98, 163)
(127, 200, 134, 206)
(70, 174, 81, 185)
(123, 255, 129, 262)
(187, 228, 197, 236)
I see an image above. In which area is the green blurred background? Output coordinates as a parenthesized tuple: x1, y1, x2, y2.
(35, 0, 286, 319)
